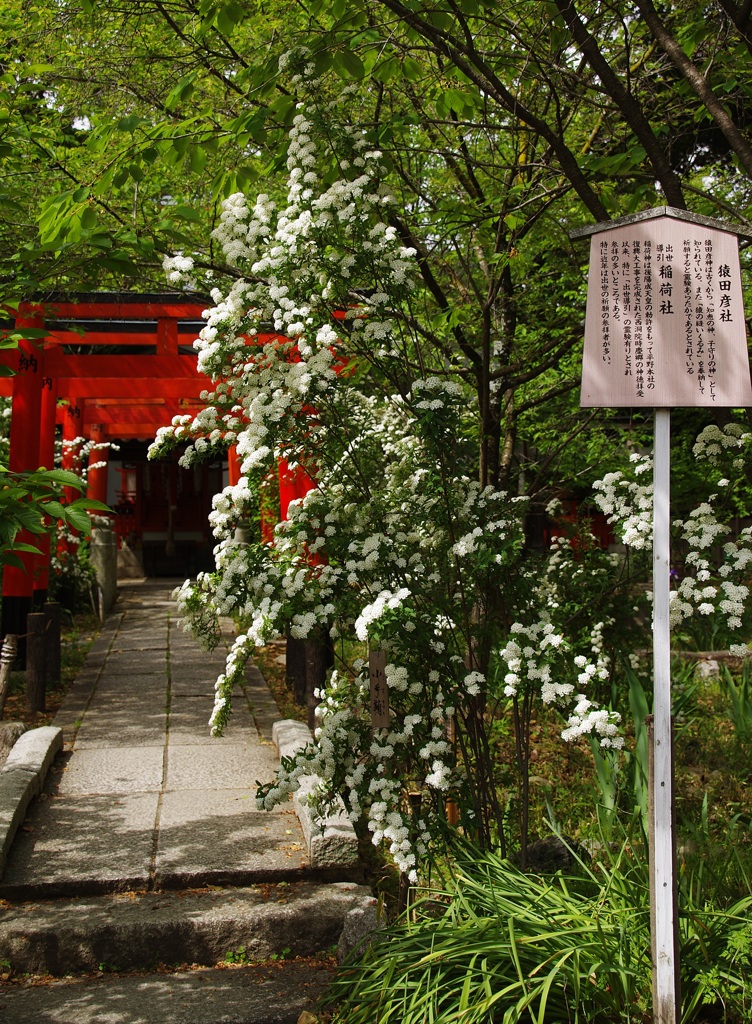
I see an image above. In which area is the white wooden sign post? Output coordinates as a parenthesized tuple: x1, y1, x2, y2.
(571, 207, 752, 1024)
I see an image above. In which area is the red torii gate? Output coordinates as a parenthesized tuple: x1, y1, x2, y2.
(1, 295, 213, 637)
(1, 294, 313, 640)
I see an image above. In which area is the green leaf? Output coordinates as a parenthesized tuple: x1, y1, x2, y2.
(171, 204, 201, 222)
(166, 75, 197, 110)
(39, 469, 85, 489)
(189, 146, 207, 174)
(117, 114, 144, 132)
(80, 205, 98, 230)
(402, 57, 423, 81)
(79, 499, 111, 512)
(372, 56, 399, 83)
(2, 551, 37, 570)
(40, 499, 66, 517)
(336, 49, 365, 80)
(216, 0, 245, 36)
(1, 328, 48, 341)
(64, 507, 94, 534)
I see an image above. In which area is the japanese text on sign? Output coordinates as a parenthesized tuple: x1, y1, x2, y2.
(581, 218, 752, 408)
(369, 649, 390, 731)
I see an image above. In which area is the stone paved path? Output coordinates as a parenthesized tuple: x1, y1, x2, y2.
(0, 580, 371, 1023)
(0, 579, 309, 899)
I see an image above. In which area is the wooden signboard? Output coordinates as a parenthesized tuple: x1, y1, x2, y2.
(579, 210, 752, 408)
(573, 207, 752, 1024)
(369, 649, 390, 730)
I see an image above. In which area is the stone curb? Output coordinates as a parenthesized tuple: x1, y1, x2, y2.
(0, 880, 374, 975)
(272, 720, 360, 873)
(0, 726, 63, 878)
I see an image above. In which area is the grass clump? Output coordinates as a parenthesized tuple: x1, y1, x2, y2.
(326, 833, 752, 1024)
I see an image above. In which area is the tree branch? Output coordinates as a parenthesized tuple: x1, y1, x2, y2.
(636, 0, 752, 179)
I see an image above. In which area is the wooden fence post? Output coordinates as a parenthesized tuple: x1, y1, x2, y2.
(44, 601, 61, 686)
(304, 629, 334, 731)
(286, 630, 307, 707)
(26, 612, 46, 714)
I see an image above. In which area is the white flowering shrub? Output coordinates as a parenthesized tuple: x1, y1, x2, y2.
(50, 435, 119, 604)
(593, 425, 752, 655)
(151, 72, 752, 874)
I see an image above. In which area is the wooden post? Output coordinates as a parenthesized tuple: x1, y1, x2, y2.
(651, 408, 680, 1024)
(304, 636, 329, 731)
(0, 635, 18, 718)
(26, 612, 46, 714)
(44, 601, 62, 686)
(286, 630, 307, 707)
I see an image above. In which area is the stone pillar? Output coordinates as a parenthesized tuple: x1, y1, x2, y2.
(90, 520, 118, 615)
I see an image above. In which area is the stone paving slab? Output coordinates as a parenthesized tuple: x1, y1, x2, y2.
(168, 697, 254, 744)
(110, 631, 167, 646)
(0, 793, 159, 898)
(0, 728, 64, 878)
(0, 578, 361, 911)
(104, 653, 169, 674)
(169, 679, 223, 698)
(154, 795, 308, 887)
(73, 710, 168, 750)
(0, 961, 335, 1024)
(164, 745, 278, 791)
(54, 748, 165, 796)
(170, 655, 226, 679)
(98, 665, 167, 682)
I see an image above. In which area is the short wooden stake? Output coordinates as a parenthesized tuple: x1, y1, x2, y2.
(44, 601, 61, 685)
(26, 612, 46, 714)
(304, 636, 329, 731)
(286, 630, 307, 706)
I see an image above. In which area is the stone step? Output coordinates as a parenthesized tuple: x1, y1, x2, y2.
(0, 959, 336, 1024)
(0, 880, 375, 976)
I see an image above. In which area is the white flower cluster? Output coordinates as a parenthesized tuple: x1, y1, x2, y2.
(591, 428, 752, 646)
(561, 695, 623, 748)
(354, 588, 411, 641)
(412, 376, 463, 412)
(500, 620, 572, 706)
(693, 422, 752, 465)
(156, 79, 750, 877)
(593, 452, 653, 549)
(162, 252, 196, 288)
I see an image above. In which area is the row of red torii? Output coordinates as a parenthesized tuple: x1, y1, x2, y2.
(1, 294, 313, 637)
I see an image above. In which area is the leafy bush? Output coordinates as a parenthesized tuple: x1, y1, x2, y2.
(0, 465, 105, 570)
(326, 837, 752, 1024)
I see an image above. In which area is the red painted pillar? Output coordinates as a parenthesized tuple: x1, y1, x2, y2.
(2, 304, 45, 653)
(227, 444, 242, 486)
(278, 458, 315, 520)
(33, 376, 58, 605)
(61, 397, 84, 501)
(56, 396, 94, 611)
(56, 397, 84, 577)
(87, 422, 109, 505)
